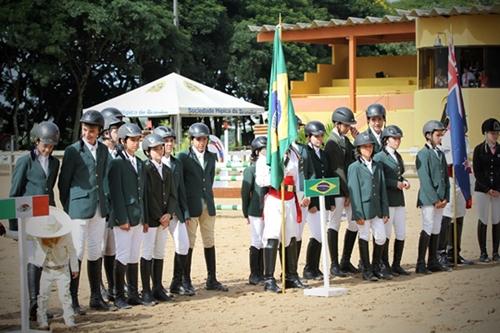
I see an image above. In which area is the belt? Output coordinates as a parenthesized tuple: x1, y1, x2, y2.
(44, 264, 67, 270)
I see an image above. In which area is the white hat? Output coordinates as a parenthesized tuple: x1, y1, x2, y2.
(25, 206, 73, 238)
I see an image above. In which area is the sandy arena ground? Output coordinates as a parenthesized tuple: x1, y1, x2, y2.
(1, 170, 499, 333)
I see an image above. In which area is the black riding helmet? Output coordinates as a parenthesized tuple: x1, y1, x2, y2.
(353, 131, 375, 147)
(188, 123, 210, 138)
(481, 118, 500, 134)
(304, 121, 326, 136)
(117, 123, 142, 142)
(142, 133, 164, 154)
(332, 107, 356, 125)
(80, 110, 104, 128)
(381, 125, 403, 140)
(422, 120, 445, 138)
(153, 125, 176, 139)
(366, 104, 386, 120)
(101, 107, 124, 121)
(33, 121, 60, 145)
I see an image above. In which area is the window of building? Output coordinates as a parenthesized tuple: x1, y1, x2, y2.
(418, 46, 500, 89)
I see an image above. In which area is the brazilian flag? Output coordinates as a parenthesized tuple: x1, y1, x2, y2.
(266, 24, 298, 190)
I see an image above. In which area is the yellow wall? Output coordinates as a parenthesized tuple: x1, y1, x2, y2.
(331, 44, 349, 78)
(416, 15, 500, 48)
(357, 55, 417, 78)
(414, 88, 500, 148)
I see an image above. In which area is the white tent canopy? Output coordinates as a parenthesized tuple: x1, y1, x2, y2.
(84, 72, 264, 117)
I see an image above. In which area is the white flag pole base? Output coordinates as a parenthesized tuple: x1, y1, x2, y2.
(303, 196, 348, 298)
(304, 286, 348, 297)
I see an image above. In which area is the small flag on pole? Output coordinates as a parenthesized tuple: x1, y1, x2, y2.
(0, 195, 49, 219)
(446, 35, 472, 203)
(266, 24, 298, 190)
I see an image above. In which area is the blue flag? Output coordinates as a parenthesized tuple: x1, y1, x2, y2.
(446, 37, 472, 202)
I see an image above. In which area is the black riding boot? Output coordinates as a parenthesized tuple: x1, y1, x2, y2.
(492, 223, 499, 262)
(438, 216, 451, 267)
(478, 221, 490, 262)
(28, 263, 42, 321)
(340, 230, 359, 274)
(303, 238, 323, 280)
(373, 242, 391, 280)
(126, 263, 145, 305)
(448, 217, 473, 265)
(88, 258, 110, 310)
(170, 253, 194, 296)
(151, 259, 171, 302)
(103, 255, 115, 301)
(263, 239, 281, 293)
(428, 234, 451, 272)
(416, 231, 431, 274)
(392, 239, 410, 275)
(258, 248, 264, 284)
(140, 258, 156, 305)
(249, 246, 264, 285)
(182, 248, 196, 294)
(327, 229, 347, 277)
(113, 260, 131, 309)
(297, 240, 302, 263)
(204, 246, 228, 291)
(381, 238, 394, 278)
(359, 239, 377, 281)
(284, 238, 307, 289)
(70, 260, 86, 315)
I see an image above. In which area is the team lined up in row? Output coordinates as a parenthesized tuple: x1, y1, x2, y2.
(241, 104, 500, 292)
(7, 108, 229, 329)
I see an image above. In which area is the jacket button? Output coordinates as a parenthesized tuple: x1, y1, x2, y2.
(203, 178, 205, 182)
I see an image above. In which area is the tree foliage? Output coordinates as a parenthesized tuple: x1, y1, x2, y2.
(2, 0, 487, 148)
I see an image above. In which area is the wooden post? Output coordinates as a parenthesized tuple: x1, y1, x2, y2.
(348, 35, 357, 113)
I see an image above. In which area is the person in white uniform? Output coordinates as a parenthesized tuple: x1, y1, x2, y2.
(438, 126, 473, 266)
(108, 123, 149, 309)
(26, 207, 79, 329)
(153, 126, 193, 296)
(99, 113, 124, 302)
(473, 118, 500, 262)
(348, 131, 390, 282)
(141, 133, 177, 303)
(256, 144, 308, 292)
(58, 110, 111, 313)
(374, 125, 411, 276)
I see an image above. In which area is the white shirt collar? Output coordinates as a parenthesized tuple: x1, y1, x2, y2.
(82, 138, 97, 152)
(360, 156, 373, 173)
(370, 127, 382, 142)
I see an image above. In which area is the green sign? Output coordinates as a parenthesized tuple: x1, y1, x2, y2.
(304, 177, 339, 197)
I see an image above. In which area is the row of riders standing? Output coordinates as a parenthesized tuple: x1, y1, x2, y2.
(241, 104, 500, 292)
(7, 108, 227, 329)
(3, 103, 499, 329)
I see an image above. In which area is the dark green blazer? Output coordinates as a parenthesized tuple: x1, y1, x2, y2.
(178, 147, 217, 217)
(168, 156, 190, 222)
(107, 151, 144, 227)
(58, 140, 109, 219)
(324, 131, 355, 197)
(306, 145, 334, 209)
(373, 149, 406, 207)
(416, 145, 450, 207)
(291, 142, 314, 192)
(347, 158, 389, 220)
(143, 160, 177, 228)
(9, 150, 60, 229)
(367, 127, 382, 154)
(10, 150, 60, 205)
(241, 163, 265, 218)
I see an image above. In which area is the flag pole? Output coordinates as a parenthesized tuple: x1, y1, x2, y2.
(452, 169, 458, 267)
(281, 181, 286, 294)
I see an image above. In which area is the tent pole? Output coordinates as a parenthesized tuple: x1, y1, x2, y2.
(176, 115, 182, 151)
